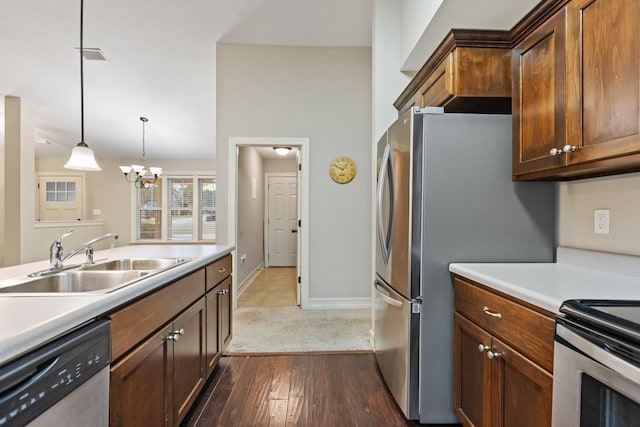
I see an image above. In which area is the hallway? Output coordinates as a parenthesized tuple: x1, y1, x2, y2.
(228, 267, 371, 354)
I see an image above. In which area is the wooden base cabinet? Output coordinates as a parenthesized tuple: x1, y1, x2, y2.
(109, 254, 233, 427)
(453, 277, 554, 427)
(205, 276, 232, 376)
(110, 298, 206, 427)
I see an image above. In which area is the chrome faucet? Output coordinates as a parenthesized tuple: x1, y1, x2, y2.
(50, 229, 75, 269)
(61, 232, 119, 266)
(31, 231, 119, 277)
(49, 230, 119, 269)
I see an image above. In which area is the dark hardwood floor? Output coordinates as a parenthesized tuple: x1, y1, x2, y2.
(181, 353, 422, 427)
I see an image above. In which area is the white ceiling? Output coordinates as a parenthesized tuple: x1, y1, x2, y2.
(0, 0, 372, 160)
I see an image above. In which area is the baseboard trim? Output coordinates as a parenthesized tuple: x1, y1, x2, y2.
(237, 263, 264, 296)
(307, 297, 371, 310)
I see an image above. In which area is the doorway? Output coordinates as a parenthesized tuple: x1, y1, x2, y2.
(227, 137, 310, 310)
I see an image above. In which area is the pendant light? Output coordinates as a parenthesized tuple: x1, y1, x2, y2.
(119, 117, 162, 188)
(64, 0, 101, 171)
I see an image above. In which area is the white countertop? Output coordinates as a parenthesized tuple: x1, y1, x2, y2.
(449, 261, 640, 314)
(0, 244, 233, 365)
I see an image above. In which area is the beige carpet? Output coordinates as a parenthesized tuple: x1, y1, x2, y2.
(225, 306, 372, 354)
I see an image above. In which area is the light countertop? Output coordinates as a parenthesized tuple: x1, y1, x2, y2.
(449, 261, 640, 314)
(0, 244, 233, 365)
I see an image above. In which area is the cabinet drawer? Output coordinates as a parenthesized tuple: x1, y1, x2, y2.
(205, 254, 232, 292)
(110, 268, 205, 360)
(453, 276, 555, 372)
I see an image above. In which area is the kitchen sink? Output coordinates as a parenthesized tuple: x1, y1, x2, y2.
(81, 257, 190, 271)
(0, 270, 149, 294)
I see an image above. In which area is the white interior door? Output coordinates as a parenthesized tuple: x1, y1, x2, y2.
(267, 175, 297, 267)
(38, 175, 84, 221)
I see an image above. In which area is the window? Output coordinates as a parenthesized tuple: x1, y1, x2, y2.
(133, 174, 215, 242)
(136, 180, 162, 240)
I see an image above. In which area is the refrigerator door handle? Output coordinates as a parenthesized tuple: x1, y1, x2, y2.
(374, 281, 403, 308)
(377, 144, 395, 264)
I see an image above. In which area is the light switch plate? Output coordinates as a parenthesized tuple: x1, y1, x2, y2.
(594, 209, 610, 234)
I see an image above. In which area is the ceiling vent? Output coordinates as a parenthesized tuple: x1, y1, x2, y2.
(75, 47, 107, 60)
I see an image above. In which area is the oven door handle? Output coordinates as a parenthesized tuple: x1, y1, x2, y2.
(556, 323, 640, 383)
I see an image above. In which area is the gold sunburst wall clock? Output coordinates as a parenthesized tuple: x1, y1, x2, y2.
(329, 156, 356, 184)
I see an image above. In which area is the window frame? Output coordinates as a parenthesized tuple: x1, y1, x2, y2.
(130, 172, 216, 243)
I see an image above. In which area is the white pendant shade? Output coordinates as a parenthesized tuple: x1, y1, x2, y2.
(64, 144, 102, 171)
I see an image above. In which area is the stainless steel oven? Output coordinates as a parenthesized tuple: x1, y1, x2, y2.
(552, 300, 640, 427)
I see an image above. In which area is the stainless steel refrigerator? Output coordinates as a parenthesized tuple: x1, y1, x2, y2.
(374, 107, 556, 423)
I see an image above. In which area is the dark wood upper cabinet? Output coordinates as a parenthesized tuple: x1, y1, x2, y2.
(512, 0, 640, 180)
(512, 8, 569, 176)
(567, 0, 640, 164)
(395, 29, 512, 114)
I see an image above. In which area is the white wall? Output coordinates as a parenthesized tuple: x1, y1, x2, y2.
(4, 96, 35, 266)
(373, 0, 411, 142)
(216, 43, 372, 301)
(558, 173, 640, 256)
(399, 0, 443, 67)
(236, 147, 265, 286)
(264, 157, 297, 173)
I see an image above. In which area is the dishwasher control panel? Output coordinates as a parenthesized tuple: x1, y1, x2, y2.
(0, 320, 110, 426)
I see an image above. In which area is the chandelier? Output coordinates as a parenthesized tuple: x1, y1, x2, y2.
(119, 117, 162, 188)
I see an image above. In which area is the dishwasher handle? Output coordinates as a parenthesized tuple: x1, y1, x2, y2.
(0, 356, 59, 396)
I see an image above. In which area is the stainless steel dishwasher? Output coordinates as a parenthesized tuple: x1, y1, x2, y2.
(0, 319, 110, 426)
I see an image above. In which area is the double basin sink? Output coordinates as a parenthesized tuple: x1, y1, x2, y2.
(0, 258, 191, 295)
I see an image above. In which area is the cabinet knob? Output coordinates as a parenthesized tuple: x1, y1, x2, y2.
(478, 344, 490, 353)
(482, 306, 502, 320)
(216, 289, 228, 295)
(562, 144, 577, 153)
(549, 148, 563, 156)
(167, 334, 180, 342)
(217, 267, 226, 273)
(487, 350, 502, 360)
(171, 328, 185, 336)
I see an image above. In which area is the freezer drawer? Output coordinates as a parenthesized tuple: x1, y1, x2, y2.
(374, 278, 420, 419)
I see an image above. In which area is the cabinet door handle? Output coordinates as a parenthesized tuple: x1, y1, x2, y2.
(478, 344, 490, 353)
(562, 144, 577, 153)
(487, 350, 502, 360)
(216, 289, 228, 295)
(171, 328, 185, 336)
(549, 148, 563, 156)
(482, 306, 502, 319)
(217, 267, 226, 273)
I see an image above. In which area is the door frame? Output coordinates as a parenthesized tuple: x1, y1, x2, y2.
(36, 171, 87, 221)
(264, 172, 297, 268)
(227, 137, 310, 309)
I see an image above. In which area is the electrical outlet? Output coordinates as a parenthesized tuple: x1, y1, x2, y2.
(594, 209, 610, 234)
